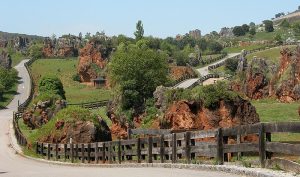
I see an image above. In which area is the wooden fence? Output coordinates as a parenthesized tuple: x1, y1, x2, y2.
(68, 100, 109, 109)
(35, 122, 300, 167)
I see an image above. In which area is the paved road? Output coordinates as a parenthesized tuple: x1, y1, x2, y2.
(0, 60, 242, 177)
(174, 53, 240, 89)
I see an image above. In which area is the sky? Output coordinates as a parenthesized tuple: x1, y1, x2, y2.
(0, 0, 299, 38)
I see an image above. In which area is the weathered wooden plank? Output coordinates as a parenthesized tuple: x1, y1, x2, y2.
(120, 139, 138, 145)
(224, 143, 258, 153)
(216, 128, 223, 165)
(259, 123, 266, 168)
(130, 129, 171, 135)
(266, 142, 300, 155)
(223, 123, 260, 136)
(264, 122, 300, 133)
(190, 129, 217, 139)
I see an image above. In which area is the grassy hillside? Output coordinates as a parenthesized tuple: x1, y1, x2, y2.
(30, 58, 112, 103)
(246, 45, 297, 63)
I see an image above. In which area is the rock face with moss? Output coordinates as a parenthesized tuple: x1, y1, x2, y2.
(232, 46, 300, 102)
(42, 35, 82, 58)
(0, 50, 12, 69)
(77, 40, 108, 82)
(22, 94, 66, 129)
(37, 107, 111, 144)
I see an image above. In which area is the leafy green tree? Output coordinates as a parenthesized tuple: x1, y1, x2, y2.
(174, 51, 188, 66)
(208, 41, 223, 53)
(263, 20, 274, 32)
(249, 22, 256, 28)
(242, 24, 250, 33)
(38, 75, 65, 99)
(224, 58, 239, 73)
(233, 26, 246, 36)
(109, 43, 168, 109)
(0, 67, 18, 98)
(28, 43, 43, 59)
(249, 27, 256, 35)
(134, 20, 144, 41)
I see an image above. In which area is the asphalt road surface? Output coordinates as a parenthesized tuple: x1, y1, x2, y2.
(174, 53, 240, 89)
(0, 60, 242, 177)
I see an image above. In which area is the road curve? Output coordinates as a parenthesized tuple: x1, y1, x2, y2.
(174, 53, 240, 89)
(0, 60, 243, 177)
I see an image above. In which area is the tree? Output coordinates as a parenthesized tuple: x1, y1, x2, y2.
(242, 24, 250, 33)
(249, 22, 256, 28)
(0, 67, 18, 98)
(233, 26, 246, 36)
(134, 20, 144, 41)
(78, 32, 82, 40)
(109, 43, 168, 109)
(224, 58, 239, 73)
(263, 20, 274, 32)
(85, 32, 91, 40)
(38, 75, 65, 99)
(208, 41, 223, 53)
(28, 43, 43, 59)
(249, 27, 256, 35)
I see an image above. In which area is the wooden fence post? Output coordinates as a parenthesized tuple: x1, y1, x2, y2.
(266, 132, 272, 159)
(185, 132, 191, 164)
(237, 125, 242, 160)
(47, 144, 51, 160)
(137, 138, 141, 163)
(75, 144, 78, 160)
(64, 144, 67, 161)
(41, 143, 44, 156)
(71, 143, 74, 163)
(127, 129, 132, 139)
(118, 139, 122, 164)
(172, 133, 177, 163)
(36, 142, 39, 154)
(55, 144, 58, 160)
(102, 143, 106, 163)
(259, 123, 266, 168)
(87, 143, 91, 163)
(160, 135, 165, 163)
(95, 142, 99, 163)
(108, 142, 112, 163)
(81, 144, 84, 163)
(148, 137, 153, 163)
(216, 128, 224, 165)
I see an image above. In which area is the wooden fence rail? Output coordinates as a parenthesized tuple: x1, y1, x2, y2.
(35, 122, 300, 167)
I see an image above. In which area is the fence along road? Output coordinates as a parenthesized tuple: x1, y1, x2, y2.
(0, 60, 243, 177)
(174, 53, 240, 89)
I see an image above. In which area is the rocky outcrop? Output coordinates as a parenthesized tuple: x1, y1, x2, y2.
(169, 66, 197, 81)
(42, 35, 82, 58)
(0, 50, 12, 69)
(77, 40, 107, 82)
(162, 98, 259, 131)
(153, 86, 169, 112)
(23, 99, 66, 129)
(243, 58, 269, 99)
(219, 27, 234, 38)
(40, 117, 111, 144)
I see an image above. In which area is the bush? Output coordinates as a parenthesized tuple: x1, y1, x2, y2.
(72, 74, 81, 82)
(208, 41, 223, 53)
(191, 81, 238, 109)
(31, 92, 62, 106)
(141, 98, 159, 128)
(28, 43, 43, 59)
(38, 75, 66, 99)
(225, 57, 239, 73)
(263, 20, 274, 32)
(249, 27, 256, 35)
(233, 26, 246, 36)
(0, 67, 18, 98)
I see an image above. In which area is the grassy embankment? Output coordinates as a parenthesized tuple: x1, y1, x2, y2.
(30, 58, 112, 104)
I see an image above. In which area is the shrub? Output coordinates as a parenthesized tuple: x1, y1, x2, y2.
(31, 92, 62, 106)
(72, 73, 81, 82)
(263, 20, 274, 32)
(38, 75, 66, 99)
(225, 57, 239, 73)
(28, 43, 43, 59)
(0, 67, 18, 98)
(233, 26, 246, 36)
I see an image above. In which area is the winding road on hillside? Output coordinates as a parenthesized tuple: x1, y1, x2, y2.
(0, 60, 243, 177)
(174, 53, 240, 89)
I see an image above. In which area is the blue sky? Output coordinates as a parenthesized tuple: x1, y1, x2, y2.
(0, 0, 299, 38)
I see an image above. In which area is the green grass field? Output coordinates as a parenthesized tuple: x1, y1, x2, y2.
(223, 44, 267, 53)
(252, 99, 300, 142)
(246, 45, 297, 63)
(30, 58, 112, 103)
